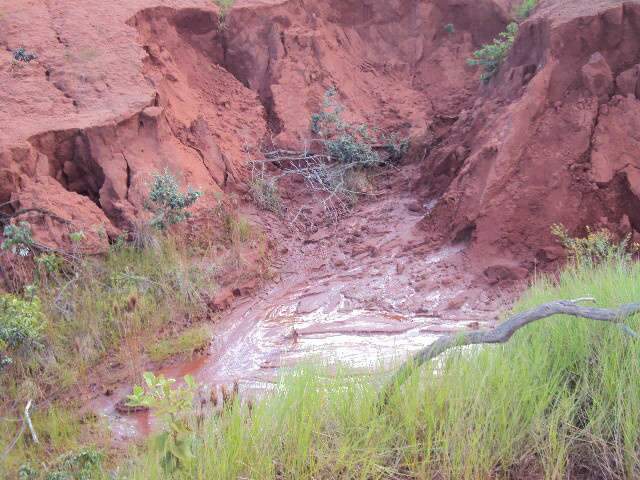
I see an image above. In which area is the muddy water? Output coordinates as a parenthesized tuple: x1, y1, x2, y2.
(95, 181, 508, 439)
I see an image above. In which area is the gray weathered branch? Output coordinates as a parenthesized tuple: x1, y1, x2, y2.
(381, 299, 640, 405)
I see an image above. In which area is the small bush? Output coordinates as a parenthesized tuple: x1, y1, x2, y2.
(127, 373, 198, 474)
(36, 253, 64, 275)
(145, 170, 202, 230)
(13, 47, 37, 63)
(2, 221, 34, 257)
(515, 0, 538, 19)
(297, 87, 409, 209)
(444, 23, 455, 34)
(249, 173, 283, 215)
(468, 22, 518, 83)
(551, 224, 638, 266)
(46, 447, 104, 480)
(0, 294, 45, 368)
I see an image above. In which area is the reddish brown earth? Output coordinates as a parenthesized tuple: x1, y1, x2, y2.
(419, 0, 640, 279)
(0, 0, 515, 252)
(2, 0, 640, 274)
(4, 0, 640, 442)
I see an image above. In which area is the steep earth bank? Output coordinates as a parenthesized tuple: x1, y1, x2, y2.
(419, 0, 640, 280)
(0, 0, 513, 255)
(2, 0, 640, 280)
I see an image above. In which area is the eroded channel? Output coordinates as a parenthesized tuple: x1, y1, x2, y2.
(92, 166, 514, 439)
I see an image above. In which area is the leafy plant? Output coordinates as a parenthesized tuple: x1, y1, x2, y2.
(551, 224, 638, 266)
(2, 221, 34, 257)
(468, 22, 518, 82)
(312, 87, 407, 166)
(68, 231, 85, 244)
(145, 170, 202, 230)
(0, 294, 45, 368)
(36, 253, 65, 276)
(515, 0, 538, 19)
(444, 23, 455, 34)
(127, 372, 198, 473)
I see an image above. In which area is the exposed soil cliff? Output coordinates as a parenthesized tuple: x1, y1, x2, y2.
(0, 0, 513, 253)
(419, 0, 640, 280)
(2, 0, 640, 278)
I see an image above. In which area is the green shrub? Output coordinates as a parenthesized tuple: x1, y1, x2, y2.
(312, 88, 408, 166)
(326, 133, 378, 166)
(146, 170, 202, 230)
(45, 447, 104, 480)
(468, 22, 518, 82)
(36, 253, 64, 275)
(0, 294, 44, 368)
(551, 224, 637, 267)
(249, 174, 283, 214)
(13, 47, 37, 63)
(127, 373, 198, 474)
(2, 221, 34, 257)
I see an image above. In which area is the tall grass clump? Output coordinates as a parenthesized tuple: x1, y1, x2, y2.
(128, 256, 640, 479)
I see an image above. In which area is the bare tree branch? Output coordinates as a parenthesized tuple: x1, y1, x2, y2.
(0, 399, 37, 461)
(24, 400, 38, 445)
(381, 299, 640, 405)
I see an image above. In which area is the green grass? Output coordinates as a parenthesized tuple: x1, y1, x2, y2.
(0, 238, 220, 474)
(126, 259, 640, 479)
(147, 325, 212, 362)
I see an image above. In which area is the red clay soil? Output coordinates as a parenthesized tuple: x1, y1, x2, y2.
(418, 0, 640, 280)
(1, 0, 640, 277)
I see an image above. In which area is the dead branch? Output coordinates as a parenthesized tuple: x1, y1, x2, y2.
(24, 400, 38, 444)
(381, 298, 640, 405)
(0, 399, 37, 461)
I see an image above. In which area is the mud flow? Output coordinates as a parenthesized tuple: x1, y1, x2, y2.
(94, 165, 512, 440)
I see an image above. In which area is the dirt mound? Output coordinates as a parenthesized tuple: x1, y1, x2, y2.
(417, 0, 640, 279)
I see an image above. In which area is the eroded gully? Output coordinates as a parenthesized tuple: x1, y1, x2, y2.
(92, 164, 515, 439)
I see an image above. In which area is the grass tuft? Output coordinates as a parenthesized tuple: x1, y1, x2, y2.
(147, 325, 212, 362)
